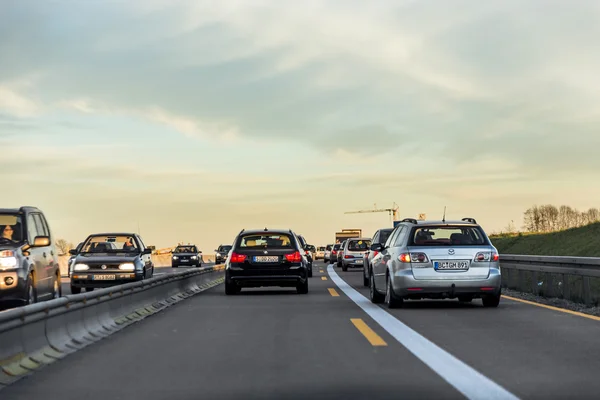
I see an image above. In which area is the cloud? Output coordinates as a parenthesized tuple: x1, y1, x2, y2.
(0, 85, 39, 117)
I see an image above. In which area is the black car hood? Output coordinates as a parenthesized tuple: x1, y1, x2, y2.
(75, 254, 139, 264)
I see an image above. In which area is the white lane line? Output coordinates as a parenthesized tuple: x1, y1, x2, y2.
(327, 265, 519, 400)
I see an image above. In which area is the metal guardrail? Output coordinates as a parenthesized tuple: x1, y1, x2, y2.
(500, 255, 600, 306)
(0, 265, 225, 389)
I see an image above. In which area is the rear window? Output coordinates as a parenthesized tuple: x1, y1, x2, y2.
(348, 239, 371, 251)
(333, 244, 341, 250)
(318, 247, 325, 251)
(409, 226, 488, 246)
(326, 245, 332, 250)
(219, 245, 232, 252)
(379, 230, 392, 244)
(238, 233, 294, 248)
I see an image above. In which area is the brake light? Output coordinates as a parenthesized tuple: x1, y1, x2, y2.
(332, 250, 337, 255)
(480, 287, 495, 291)
(399, 253, 428, 263)
(492, 252, 499, 262)
(372, 251, 379, 257)
(344, 255, 352, 259)
(475, 252, 498, 262)
(285, 251, 302, 263)
(230, 252, 247, 263)
(0, 250, 14, 257)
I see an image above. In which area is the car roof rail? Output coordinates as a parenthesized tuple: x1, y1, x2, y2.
(239, 228, 245, 235)
(461, 217, 477, 224)
(401, 218, 418, 224)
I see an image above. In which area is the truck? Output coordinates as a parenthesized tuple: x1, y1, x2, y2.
(335, 229, 362, 244)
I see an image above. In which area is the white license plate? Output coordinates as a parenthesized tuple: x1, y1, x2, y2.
(253, 256, 279, 263)
(434, 261, 470, 271)
(93, 274, 116, 280)
(355, 259, 363, 264)
(181, 259, 189, 262)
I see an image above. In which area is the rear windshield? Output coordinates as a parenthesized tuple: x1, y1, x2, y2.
(379, 230, 393, 244)
(318, 246, 325, 251)
(326, 245, 332, 250)
(409, 226, 488, 246)
(348, 239, 371, 251)
(174, 246, 197, 253)
(219, 245, 232, 252)
(333, 244, 341, 250)
(238, 233, 294, 248)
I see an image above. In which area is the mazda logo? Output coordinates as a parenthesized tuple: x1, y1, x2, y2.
(448, 249, 455, 255)
(101, 265, 107, 270)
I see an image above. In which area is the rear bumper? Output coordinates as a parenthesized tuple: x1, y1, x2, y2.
(342, 259, 364, 268)
(227, 268, 306, 288)
(391, 268, 502, 298)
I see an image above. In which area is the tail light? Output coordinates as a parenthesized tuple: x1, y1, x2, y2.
(475, 252, 499, 262)
(0, 250, 14, 257)
(332, 250, 337, 255)
(344, 255, 352, 259)
(285, 251, 302, 263)
(230, 252, 247, 263)
(398, 253, 429, 263)
(372, 251, 379, 257)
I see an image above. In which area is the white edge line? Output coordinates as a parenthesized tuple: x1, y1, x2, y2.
(327, 265, 519, 400)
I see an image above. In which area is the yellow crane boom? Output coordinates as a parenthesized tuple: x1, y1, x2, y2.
(344, 202, 399, 221)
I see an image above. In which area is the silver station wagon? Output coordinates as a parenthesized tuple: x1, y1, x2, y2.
(369, 217, 501, 308)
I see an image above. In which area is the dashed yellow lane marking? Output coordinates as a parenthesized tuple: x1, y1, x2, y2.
(502, 295, 600, 322)
(321, 276, 327, 281)
(351, 318, 387, 346)
(328, 288, 339, 297)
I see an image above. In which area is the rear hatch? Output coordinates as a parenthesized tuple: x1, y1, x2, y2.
(344, 239, 371, 261)
(407, 225, 493, 281)
(232, 232, 301, 270)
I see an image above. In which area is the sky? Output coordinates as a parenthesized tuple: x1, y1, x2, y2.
(1, 0, 600, 251)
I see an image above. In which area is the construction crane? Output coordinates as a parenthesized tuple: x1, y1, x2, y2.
(344, 202, 399, 221)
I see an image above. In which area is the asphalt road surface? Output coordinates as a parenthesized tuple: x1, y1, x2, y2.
(4, 261, 600, 399)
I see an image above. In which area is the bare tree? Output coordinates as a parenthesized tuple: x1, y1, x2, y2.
(523, 204, 600, 233)
(55, 239, 72, 255)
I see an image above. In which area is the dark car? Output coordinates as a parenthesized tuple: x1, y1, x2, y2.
(336, 240, 347, 267)
(297, 234, 313, 277)
(69, 233, 155, 294)
(171, 244, 202, 268)
(215, 244, 232, 264)
(329, 243, 342, 264)
(224, 228, 309, 295)
(0, 206, 61, 306)
(362, 228, 394, 286)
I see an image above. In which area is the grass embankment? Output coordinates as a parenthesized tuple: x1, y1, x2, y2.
(490, 222, 600, 257)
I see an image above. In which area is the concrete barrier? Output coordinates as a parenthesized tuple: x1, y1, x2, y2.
(0, 265, 225, 389)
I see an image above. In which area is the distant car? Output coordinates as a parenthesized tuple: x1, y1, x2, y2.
(296, 235, 313, 277)
(316, 246, 325, 260)
(224, 228, 309, 294)
(329, 243, 342, 264)
(0, 206, 61, 306)
(68, 242, 84, 278)
(215, 244, 232, 264)
(363, 228, 394, 286)
(324, 244, 333, 262)
(340, 237, 372, 272)
(336, 240, 347, 267)
(172, 244, 202, 268)
(306, 244, 317, 260)
(70, 233, 155, 294)
(369, 218, 502, 308)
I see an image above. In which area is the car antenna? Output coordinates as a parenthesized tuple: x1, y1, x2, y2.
(442, 206, 447, 223)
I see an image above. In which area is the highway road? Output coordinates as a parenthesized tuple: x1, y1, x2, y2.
(4, 261, 600, 399)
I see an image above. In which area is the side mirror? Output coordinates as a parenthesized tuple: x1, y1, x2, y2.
(69, 248, 78, 255)
(142, 249, 152, 255)
(147, 245, 156, 251)
(33, 236, 50, 247)
(370, 243, 383, 252)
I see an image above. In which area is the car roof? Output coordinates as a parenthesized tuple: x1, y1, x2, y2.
(176, 244, 196, 246)
(87, 232, 139, 237)
(240, 228, 295, 234)
(400, 220, 479, 227)
(346, 237, 372, 241)
(0, 206, 41, 214)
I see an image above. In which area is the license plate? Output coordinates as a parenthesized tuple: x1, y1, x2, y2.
(181, 259, 189, 262)
(253, 256, 279, 262)
(93, 274, 116, 280)
(355, 259, 363, 264)
(434, 261, 470, 271)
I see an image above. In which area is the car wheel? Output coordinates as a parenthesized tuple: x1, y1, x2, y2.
(482, 292, 501, 308)
(385, 276, 403, 309)
(363, 267, 369, 287)
(225, 281, 238, 295)
(342, 264, 348, 272)
(297, 280, 309, 294)
(25, 274, 37, 305)
(70, 285, 81, 294)
(308, 267, 313, 277)
(369, 274, 384, 303)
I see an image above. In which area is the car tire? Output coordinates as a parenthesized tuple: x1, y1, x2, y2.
(385, 276, 403, 309)
(308, 268, 313, 278)
(70, 285, 81, 294)
(363, 267, 369, 287)
(225, 281, 238, 295)
(52, 273, 62, 299)
(482, 292, 501, 308)
(369, 274, 384, 304)
(342, 264, 348, 272)
(25, 274, 37, 305)
(297, 280, 309, 294)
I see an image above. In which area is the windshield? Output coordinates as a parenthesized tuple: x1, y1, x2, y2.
(347, 239, 371, 251)
(0, 214, 24, 244)
(409, 226, 488, 246)
(318, 247, 325, 251)
(333, 244, 341, 250)
(219, 245, 232, 252)
(174, 246, 197, 253)
(81, 235, 139, 253)
(238, 233, 294, 249)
